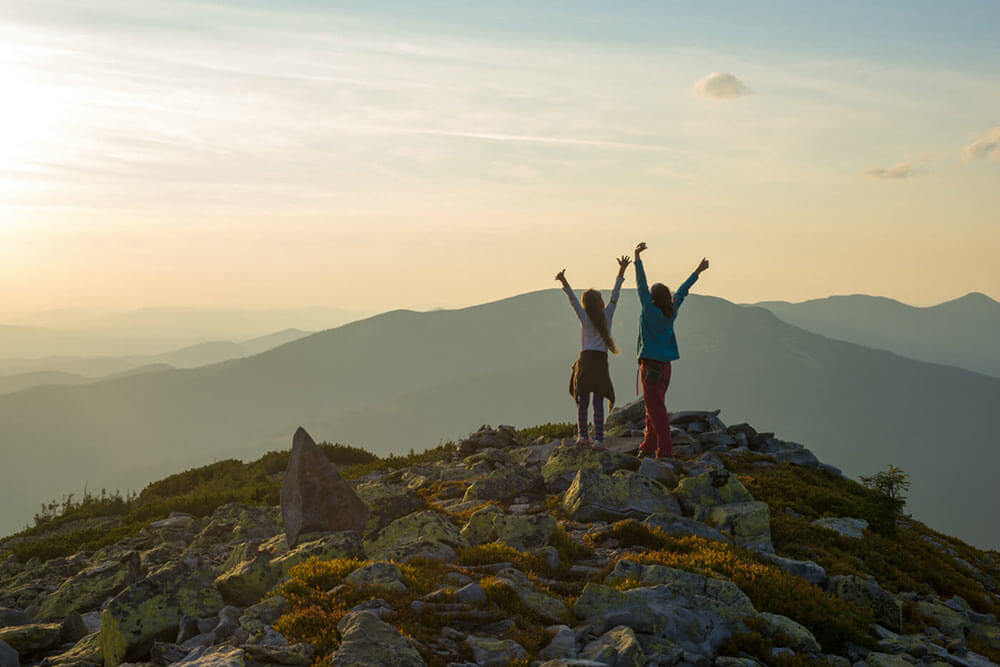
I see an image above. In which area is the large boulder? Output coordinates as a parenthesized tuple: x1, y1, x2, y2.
(99, 558, 225, 666)
(460, 506, 556, 551)
(40, 630, 102, 666)
(331, 611, 425, 666)
(563, 470, 680, 523)
(270, 531, 364, 573)
(216, 531, 362, 606)
(826, 575, 901, 632)
(0, 623, 62, 655)
(463, 465, 543, 503)
(281, 427, 369, 547)
(606, 399, 645, 429)
(759, 612, 821, 653)
(574, 563, 755, 658)
(580, 625, 646, 666)
(364, 511, 465, 562)
(464, 635, 526, 667)
(636, 458, 679, 489)
(355, 482, 427, 537)
(913, 599, 969, 638)
(214, 556, 280, 608)
(674, 471, 754, 516)
(38, 553, 142, 620)
(0, 640, 15, 667)
(491, 568, 570, 624)
(811, 517, 868, 539)
(700, 502, 773, 553)
(759, 553, 827, 586)
(541, 443, 638, 492)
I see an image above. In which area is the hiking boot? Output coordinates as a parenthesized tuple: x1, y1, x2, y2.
(574, 437, 594, 447)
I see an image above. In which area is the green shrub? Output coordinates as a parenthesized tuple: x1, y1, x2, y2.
(517, 423, 576, 440)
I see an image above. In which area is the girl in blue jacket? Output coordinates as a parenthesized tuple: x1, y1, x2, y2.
(633, 241, 710, 458)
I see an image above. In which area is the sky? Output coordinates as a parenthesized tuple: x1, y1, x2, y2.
(1, 0, 998, 316)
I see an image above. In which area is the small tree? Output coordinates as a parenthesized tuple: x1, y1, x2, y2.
(860, 464, 911, 512)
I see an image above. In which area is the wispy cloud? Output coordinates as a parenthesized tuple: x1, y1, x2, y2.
(692, 71, 751, 99)
(863, 154, 931, 180)
(961, 127, 1000, 163)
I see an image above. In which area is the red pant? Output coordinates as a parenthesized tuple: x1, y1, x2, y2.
(639, 359, 673, 457)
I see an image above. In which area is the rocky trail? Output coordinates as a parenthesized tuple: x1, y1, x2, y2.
(1, 401, 998, 667)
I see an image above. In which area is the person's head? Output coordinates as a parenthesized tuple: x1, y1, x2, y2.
(650, 282, 675, 319)
(582, 289, 619, 354)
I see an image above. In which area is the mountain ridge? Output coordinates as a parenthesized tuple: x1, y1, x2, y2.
(0, 290, 997, 551)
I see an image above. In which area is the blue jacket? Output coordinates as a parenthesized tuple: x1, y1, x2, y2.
(635, 258, 699, 362)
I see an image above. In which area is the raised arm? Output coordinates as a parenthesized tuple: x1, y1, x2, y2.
(633, 243, 652, 307)
(555, 269, 587, 322)
(673, 258, 709, 311)
(605, 255, 630, 318)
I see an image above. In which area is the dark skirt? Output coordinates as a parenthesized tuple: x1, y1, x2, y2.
(569, 350, 615, 408)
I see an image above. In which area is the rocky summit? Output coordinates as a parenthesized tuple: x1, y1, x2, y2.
(1, 400, 999, 667)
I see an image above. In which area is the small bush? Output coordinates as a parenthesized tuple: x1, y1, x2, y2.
(517, 423, 576, 441)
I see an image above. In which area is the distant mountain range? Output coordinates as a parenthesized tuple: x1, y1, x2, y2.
(0, 306, 365, 359)
(0, 290, 996, 550)
(0, 328, 311, 387)
(754, 292, 1000, 377)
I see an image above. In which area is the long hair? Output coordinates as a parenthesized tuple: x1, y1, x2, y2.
(650, 283, 675, 319)
(582, 289, 619, 354)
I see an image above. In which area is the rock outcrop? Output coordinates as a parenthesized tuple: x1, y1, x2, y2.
(281, 426, 370, 547)
(0, 411, 997, 667)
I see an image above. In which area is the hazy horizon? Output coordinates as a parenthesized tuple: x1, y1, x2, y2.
(2, 1, 999, 315)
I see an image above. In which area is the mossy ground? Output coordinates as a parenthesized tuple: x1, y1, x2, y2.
(589, 519, 873, 653)
(724, 455, 1000, 619)
(275, 555, 556, 666)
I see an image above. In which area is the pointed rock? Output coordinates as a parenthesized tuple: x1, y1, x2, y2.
(281, 427, 369, 547)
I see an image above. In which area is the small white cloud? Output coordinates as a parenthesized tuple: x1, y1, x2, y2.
(961, 127, 1000, 163)
(692, 72, 751, 100)
(863, 157, 929, 180)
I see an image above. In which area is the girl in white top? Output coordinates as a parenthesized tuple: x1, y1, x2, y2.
(556, 255, 631, 447)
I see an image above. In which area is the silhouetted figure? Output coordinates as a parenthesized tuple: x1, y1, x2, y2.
(556, 255, 630, 448)
(633, 242, 710, 458)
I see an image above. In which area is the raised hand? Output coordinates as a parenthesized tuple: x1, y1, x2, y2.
(617, 255, 632, 275)
(697, 257, 710, 273)
(555, 268, 567, 283)
(634, 242, 647, 260)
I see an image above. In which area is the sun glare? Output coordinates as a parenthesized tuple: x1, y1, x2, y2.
(0, 44, 69, 180)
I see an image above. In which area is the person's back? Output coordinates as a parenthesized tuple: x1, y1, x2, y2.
(556, 257, 631, 447)
(632, 242, 709, 459)
(635, 262, 697, 362)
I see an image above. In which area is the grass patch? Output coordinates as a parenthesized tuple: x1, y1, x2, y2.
(457, 544, 548, 576)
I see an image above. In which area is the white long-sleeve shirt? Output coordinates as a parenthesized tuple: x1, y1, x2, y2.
(562, 275, 625, 352)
